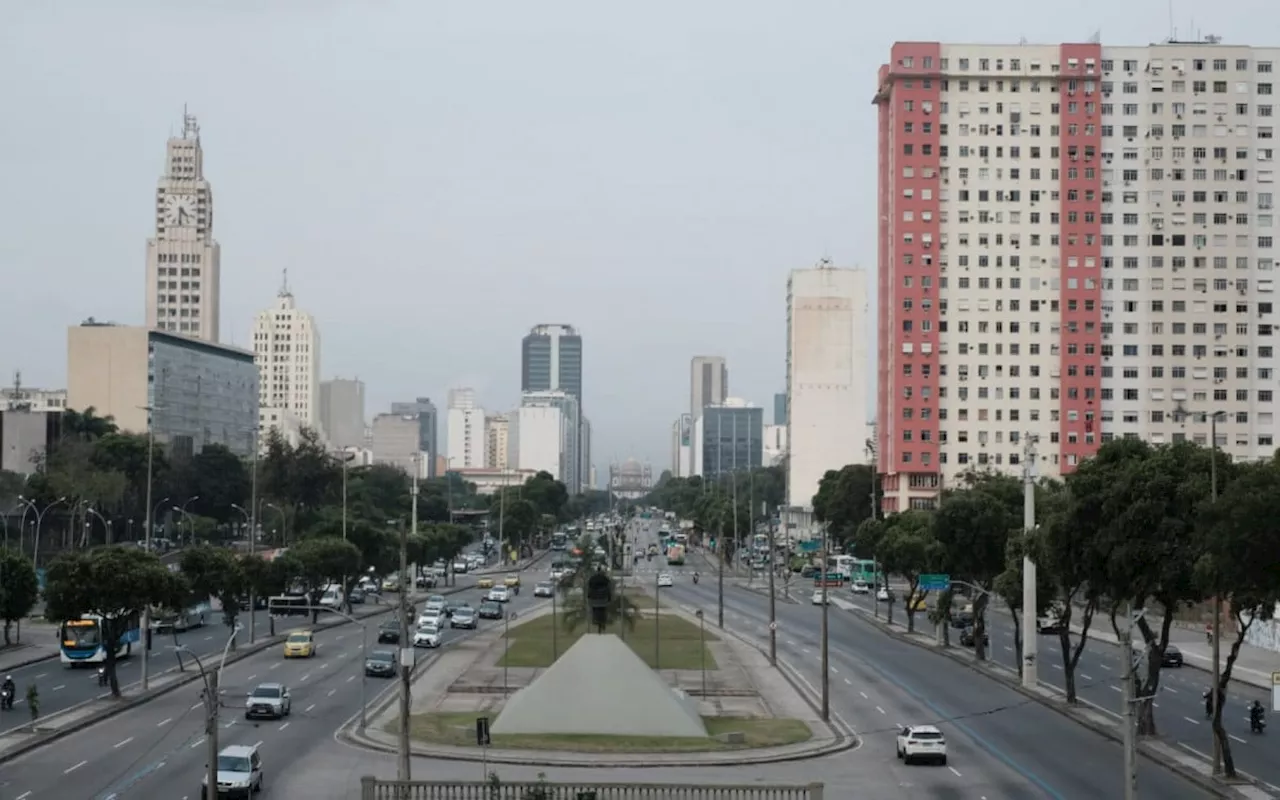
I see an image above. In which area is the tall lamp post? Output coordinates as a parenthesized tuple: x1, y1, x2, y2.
(247, 426, 260, 644)
(819, 521, 830, 723)
(175, 496, 200, 547)
(140, 401, 164, 691)
(1020, 435, 1039, 690)
(173, 623, 240, 800)
(23, 496, 66, 569)
(265, 502, 287, 547)
(84, 507, 111, 547)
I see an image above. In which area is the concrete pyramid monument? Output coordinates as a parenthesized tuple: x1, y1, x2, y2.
(491, 633, 708, 738)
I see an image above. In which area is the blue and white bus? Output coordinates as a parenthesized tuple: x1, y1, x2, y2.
(60, 612, 141, 665)
(550, 532, 568, 551)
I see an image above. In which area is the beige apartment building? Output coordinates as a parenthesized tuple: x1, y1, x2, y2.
(485, 413, 510, 470)
(67, 322, 257, 458)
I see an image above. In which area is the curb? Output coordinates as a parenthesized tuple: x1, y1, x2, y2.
(0, 649, 59, 672)
(0, 590, 449, 767)
(848, 607, 1266, 800)
(337, 599, 855, 768)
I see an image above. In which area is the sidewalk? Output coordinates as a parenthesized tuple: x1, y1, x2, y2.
(0, 621, 61, 672)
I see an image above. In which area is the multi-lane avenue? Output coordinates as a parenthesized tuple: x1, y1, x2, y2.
(0, 575, 547, 800)
(624, 519, 1216, 800)
(836, 587, 1280, 791)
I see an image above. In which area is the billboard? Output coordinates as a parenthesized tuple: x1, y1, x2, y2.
(680, 413, 692, 447)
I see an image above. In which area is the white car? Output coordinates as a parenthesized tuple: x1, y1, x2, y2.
(488, 586, 511, 603)
(413, 623, 442, 648)
(416, 611, 443, 629)
(811, 590, 829, 605)
(851, 580, 870, 595)
(876, 587, 891, 602)
(896, 724, 947, 765)
(657, 572, 673, 588)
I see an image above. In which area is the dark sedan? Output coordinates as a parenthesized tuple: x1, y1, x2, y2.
(959, 626, 990, 647)
(1160, 645, 1184, 667)
(365, 649, 398, 677)
(478, 601, 504, 620)
(377, 619, 400, 644)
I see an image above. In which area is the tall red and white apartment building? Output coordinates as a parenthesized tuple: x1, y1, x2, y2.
(875, 38, 1280, 512)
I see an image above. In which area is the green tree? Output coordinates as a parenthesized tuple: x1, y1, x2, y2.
(1088, 439, 1223, 735)
(179, 545, 247, 633)
(0, 550, 39, 645)
(932, 473, 1021, 661)
(241, 552, 304, 600)
(183, 444, 250, 525)
(44, 546, 187, 696)
(290, 537, 362, 622)
(61, 407, 118, 440)
(993, 527, 1059, 671)
(811, 464, 877, 548)
(1194, 458, 1280, 777)
(876, 511, 941, 633)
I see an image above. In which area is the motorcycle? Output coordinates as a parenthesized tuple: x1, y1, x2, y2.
(0, 686, 13, 711)
(97, 667, 109, 687)
(1251, 706, 1267, 734)
(692, 573, 700, 585)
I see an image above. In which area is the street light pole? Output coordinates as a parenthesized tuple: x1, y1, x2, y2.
(766, 507, 777, 666)
(1210, 411, 1223, 775)
(1020, 434, 1038, 690)
(177, 496, 200, 547)
(397, 456, 416, 784)
(174, 623, 239, 800)
(820, 522, 830, 723)
(28, 497, 66, 572)
(141, 403, 159, 691)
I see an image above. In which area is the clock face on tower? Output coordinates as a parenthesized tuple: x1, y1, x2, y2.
(162, 193, 197, 227)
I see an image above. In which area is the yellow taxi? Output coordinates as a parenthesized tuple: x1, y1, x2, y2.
(503, 573, 520, 588)
(476, 576, 495, 589)
(283, 630, 316, 658)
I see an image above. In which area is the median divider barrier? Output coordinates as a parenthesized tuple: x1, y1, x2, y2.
(846, 605, 1270, 800)
(0, 583, 473, 766)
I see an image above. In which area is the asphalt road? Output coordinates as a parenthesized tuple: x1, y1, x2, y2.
(842, 589, 1280, 791)
(0, 578, 549, 800)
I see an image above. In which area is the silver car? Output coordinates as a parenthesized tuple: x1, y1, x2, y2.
(245, 683, 291, 719)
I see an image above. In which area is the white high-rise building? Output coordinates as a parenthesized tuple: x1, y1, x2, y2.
(514, 390, 580, 491)
(251, 274, 321, 446)
(875, 39, 1280, 511)
(447, 387, 487, 468)
(319, 378, 365, 450)
(509, 401, 573, 482)
(690, 356, 728, 425)
(786, 261, 871, 510)
(145, 109, 221, 341)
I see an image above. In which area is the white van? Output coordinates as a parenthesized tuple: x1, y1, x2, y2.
(318, 583, 343, 607)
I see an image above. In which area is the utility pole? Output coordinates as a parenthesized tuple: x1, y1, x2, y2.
(867, 439, 881, 621)
(716, 481, 725, 629)
(820, 522, 830, 722)
(398, 457, 416, 784)
(206, 667, 220, 800)
(248, 430, 259, 644)
(1120, 601, 1139, 800)
(141, 405, 156, 691)
(766, 497, 777, 666)
(731, 472, 740, 577)
(1210, 411, 1223, 775)
(1020, 434, 1038, 690)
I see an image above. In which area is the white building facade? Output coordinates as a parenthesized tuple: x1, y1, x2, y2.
(786, 262, 871, 510)
(145, 110, 221, 342)
(514, 390, 580, 492)
(370, 413, 428, 477)
(446, 387, 487, 469)
(251, 280, 321, 445)
(508, 403, 569, 480)
(875, 38, 1280, 511)
(485, 414, 511, 471)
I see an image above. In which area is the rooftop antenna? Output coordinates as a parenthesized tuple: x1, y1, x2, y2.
(1019, 36, 1028, 46)
(182, 105, 200, 140)
(817, 256, 833, 270)
(279, 268, 291, 297)
(1088, 29, 1101, 44)
(1168, 0, 1175, 42)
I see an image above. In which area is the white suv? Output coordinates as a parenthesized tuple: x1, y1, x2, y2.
(896, 724, 947, 765)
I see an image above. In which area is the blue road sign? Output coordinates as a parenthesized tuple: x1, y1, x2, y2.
(919, 573, 951, 592)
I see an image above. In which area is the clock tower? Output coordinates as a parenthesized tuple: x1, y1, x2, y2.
(144, 108, 221, 342)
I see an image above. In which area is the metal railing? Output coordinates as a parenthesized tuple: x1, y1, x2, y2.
(360, 778, 825, 800)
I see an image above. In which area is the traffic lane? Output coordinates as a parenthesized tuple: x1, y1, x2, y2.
(673, 583, 1213, 800)
(843, 591, 1280, 785)
(3, 590, 548, 800)
(663, 585, 1045, 798)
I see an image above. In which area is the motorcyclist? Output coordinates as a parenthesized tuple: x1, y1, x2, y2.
(1204, 687, 1226, 718)
(97, 666, 109, 687)
(1, 675, 14, 708)
(1250, 699, 1266, 731)
(692, 571, 700, 584)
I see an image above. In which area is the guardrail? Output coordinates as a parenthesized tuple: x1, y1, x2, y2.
(360, 778, 825, 800)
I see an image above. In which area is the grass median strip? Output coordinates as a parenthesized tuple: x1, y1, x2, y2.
(496, 612, 718, 670)
(401, 711, 811, 753)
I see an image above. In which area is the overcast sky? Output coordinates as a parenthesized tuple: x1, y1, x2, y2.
(1, 0, 1268, 473)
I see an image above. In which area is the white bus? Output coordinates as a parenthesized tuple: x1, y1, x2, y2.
(150, 601, 212, 633)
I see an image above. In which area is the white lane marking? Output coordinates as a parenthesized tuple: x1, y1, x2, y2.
(786, 639, 797, 646)
(305, 703, 316, 712)
(113, 736, 134, 748)
(1165, 686, 1178, 693)
(1052, 663, 1063, 670)
(191, 737, 205, 748)
(301, 673, 311, 682)
(844, 678, 852, 685)
(1184, 716, 1201, 725)
(1003, 645, 1013, 652)
(876, 706, 886, 715)
(320, 661, 328, 669)
(336, 635, 344, 641)
(1099, 664, 1111, 671)
(65, 759, 88, 774)
(223, 719, 236, 729)
(830, 666, 838, 674)
(327, 689, 336, 697)
(16, 792, 31, 800)
(279, 721, 290, 731)
(157, 717, 172, 726)
(52, 684, 66, 691)
(1230, 734, 1247, 744)
(246, 674, 256, 682)
(269, 663, 281, 670)
(801, 648, 811, 655)
(204, 636, 213, 641)
(859, 691, 869, 699)
(1081, 674, 1093, 681)
(346, 675, 355, 683)
(34, 673, 47, 679)
(192, 703, 203, 711)
(949, 766, 963, 777)
(1110, 685, 1122, 693)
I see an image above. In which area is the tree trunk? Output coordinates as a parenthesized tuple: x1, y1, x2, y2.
(1132, 608, 1175, 736)
(1214, 610, 1253, 778)
(1009, 603, 1023, 672)
(3, 620, 10, 646)
(1058, 596, 1095, 704)
(972, 592, 989, 661)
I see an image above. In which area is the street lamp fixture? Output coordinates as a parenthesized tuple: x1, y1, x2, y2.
(175, 496, 200, 547)
(172, 622, 241, 800)
(22, 495, 67, 570)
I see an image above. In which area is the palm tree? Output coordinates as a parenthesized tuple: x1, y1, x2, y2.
(555, 558, 640, 634)
(61, 407, 117, 441)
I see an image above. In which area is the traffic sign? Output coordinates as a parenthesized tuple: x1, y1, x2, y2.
(919, 573, 951, 592)
(769, 621, 778, 631)
(1272, 672, 1280, 713)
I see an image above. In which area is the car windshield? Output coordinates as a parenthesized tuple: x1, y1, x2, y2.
(455, 609, 474, 616)
(428, 595, 445, 604)
(380, 620, 397, 630)
(911, 731, 944, 740)
(251, 686, 282, 698)
(369, 651, 394, 663)
(286, 633, 310, 643)
(217, 755, 251, 772)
